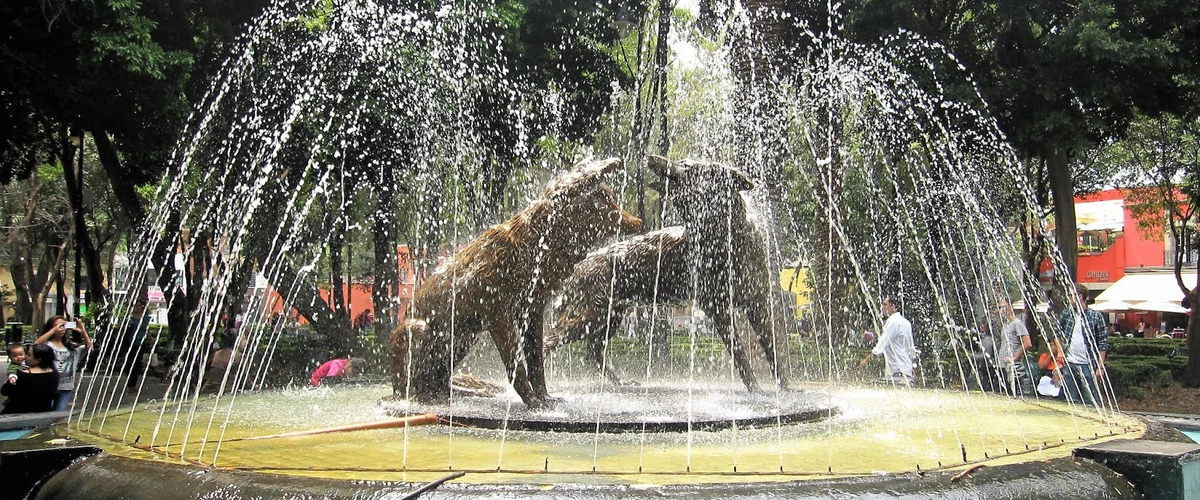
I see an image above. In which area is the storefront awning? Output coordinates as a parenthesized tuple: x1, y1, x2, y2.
(1094, 272, 1197, 306)
(1076, 199, 1124, 232)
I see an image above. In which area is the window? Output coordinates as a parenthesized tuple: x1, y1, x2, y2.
(1079, 230, 1117, 254)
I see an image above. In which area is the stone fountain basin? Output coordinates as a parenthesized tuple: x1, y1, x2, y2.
(48, 382, 1145, 487)
(384, 382, 837, 433)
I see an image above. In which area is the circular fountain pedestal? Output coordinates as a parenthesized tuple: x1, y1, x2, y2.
(45, 383, 1154, 496)
(385, 383, 836, 433)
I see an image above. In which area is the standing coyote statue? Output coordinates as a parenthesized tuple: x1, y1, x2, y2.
(390, 158, 642, 408)
(548, 156, 790, 391)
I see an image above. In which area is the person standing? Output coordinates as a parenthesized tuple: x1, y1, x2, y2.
(996, 300, 1035, 396)
(1, 343, 59, 414)
(859, 296, 916, 381)
(33, 316, 92, 411)
(1137, 319, 1146, 338)
(1056, 283, 1108, 406)
(122, 300, 153, 392)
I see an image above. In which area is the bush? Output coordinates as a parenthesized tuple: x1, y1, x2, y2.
(1105, 355, 1187, 396)
(1107, 337, 1187, 357)
(1126, 386, 1147, 401)
(1155, 369, 1173, 389)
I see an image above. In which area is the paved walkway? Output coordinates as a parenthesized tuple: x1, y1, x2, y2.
(1129, 411, 1200, 431)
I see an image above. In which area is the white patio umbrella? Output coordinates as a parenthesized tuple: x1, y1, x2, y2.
(1090, 301, 1136, 312)
(1132, 301, 1189, 314)
(1012, 300, 1049, 313)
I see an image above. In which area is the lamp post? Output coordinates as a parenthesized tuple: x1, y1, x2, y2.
(613, 0, 647, 224)
(611, 4, 639, 37)
(70, 133, 84, 319)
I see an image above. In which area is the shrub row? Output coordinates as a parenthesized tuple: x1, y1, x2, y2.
(1107, 337, 1187, 357)
(1105, 355, 1187, 396)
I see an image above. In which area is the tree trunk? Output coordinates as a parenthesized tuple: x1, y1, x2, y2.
(55, 263, 66, 316)
(8, 174, 45, 325)
(652, 0, 671, 156)
(32, 237, 70, 326)
(93, 129, 148, 227)
(328, 211, 352, 354)
(480, 156, 513, 230)
(330, 213, 348, 323)
(1179, 260, 1200, 387)
(371, 183, 399, 346)
(273, 258, 354, 354)
(1047, 149, 1078, 282)
(417, 167, 448, 280)
(152, 210, 187, 348)
(807, 111, 851, 345)
(11, 251, 34, 324)
(630, 19, 649, 224)
(1020, 157, 1051, 349)
(62, 133, 111, 316)
(223, 258, 255, 335)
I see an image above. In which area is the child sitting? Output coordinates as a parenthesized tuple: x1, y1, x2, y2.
(1036, 351, 1064, 398)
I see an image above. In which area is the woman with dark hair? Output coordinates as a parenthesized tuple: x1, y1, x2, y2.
(34, 316, 92, 411)
(2, 343, 60, 414)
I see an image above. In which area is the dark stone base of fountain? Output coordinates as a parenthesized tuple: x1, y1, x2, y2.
(1, 445, 100, 498)
(383, 383, 837, 433)
(33, 452, 1144, 499)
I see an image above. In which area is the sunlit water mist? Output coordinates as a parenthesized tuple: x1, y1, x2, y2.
(63, 0, 1133, 483)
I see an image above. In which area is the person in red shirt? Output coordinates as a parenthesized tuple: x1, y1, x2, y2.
(310, 357, 365, 387)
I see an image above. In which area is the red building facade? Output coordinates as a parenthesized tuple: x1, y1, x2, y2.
(1071, 188, 1172, 333)
(1075, 189, 1165, 286)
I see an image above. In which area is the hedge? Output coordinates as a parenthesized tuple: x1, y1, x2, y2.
(1105, 355, 1187, 395)
(1107, 337, 1187, 357)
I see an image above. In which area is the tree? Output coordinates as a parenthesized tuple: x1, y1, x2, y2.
(1, 164, 74, 326)
(1, 0, 274, 335)
(845, 0, 1200, 280)
(1104, 114, 1200, 386)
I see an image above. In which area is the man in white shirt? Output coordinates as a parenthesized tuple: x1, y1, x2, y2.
(996, 299, 1034, 396)
(859, 296, 916, 381)
(1056, 283, 1109, 406)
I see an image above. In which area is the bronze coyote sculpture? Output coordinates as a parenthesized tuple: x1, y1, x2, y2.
(390, 158, 642, 408)
(548, 157, 790, 391)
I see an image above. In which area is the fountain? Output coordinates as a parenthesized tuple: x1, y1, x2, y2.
(2, 0, 1190, 498)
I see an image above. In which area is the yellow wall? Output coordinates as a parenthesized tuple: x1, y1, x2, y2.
(779, 267, 811, 316)
(0, 267, 14, 322)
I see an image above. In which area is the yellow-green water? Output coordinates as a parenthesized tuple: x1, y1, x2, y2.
(64, 383, 1142, 485)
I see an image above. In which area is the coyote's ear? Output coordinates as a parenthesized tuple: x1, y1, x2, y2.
(728, 167, 755, 192)
(578, 157, 623, 180)
(647, 155, 681, 181)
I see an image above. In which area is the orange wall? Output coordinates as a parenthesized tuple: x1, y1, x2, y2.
(1075, 189, 1165, 284)
(261, 245, 417, 326)
(1073, 189, 1169, 333)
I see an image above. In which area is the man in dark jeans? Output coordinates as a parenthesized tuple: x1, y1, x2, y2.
(970, 321, 1005, 393)
(1056, 283, 1108, 406)
(122, 300, 152, 392)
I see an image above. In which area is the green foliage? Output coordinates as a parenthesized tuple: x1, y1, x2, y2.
(300, 0, 336, 32)
(87, 0, 195, 78)
(1107, 337, 1187, 357)
(844, 0, 1200, 169)
(1105, 354, 1187, 394)
(1126, 386, 1146, 400)
(1102, 114, 1199, 245)
(1155, 369, 1173, 389)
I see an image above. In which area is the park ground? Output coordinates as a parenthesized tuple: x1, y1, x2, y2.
(1118, 382, 1200, 415)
